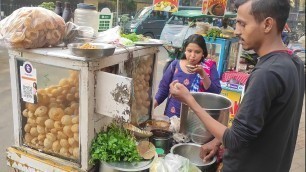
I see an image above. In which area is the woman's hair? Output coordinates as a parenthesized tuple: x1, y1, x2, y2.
(181, 34, 208, 61)
(33, 82, 37, 89)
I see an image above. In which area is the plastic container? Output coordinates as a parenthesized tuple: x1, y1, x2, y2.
(74, 3, 99, 34)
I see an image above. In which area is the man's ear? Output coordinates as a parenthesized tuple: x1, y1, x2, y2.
(263, 17, 274, 33)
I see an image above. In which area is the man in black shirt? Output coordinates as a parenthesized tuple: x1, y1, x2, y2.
(169, 0, 305, 171)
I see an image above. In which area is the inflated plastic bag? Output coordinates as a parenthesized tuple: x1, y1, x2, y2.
(150, 153, 201, 172)
(0, 7, 65, 49)
(94, 26, 121, 43)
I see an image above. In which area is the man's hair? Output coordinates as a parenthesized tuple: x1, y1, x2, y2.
(235, 0, 290, 32)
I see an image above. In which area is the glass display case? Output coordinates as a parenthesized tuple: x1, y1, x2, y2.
(18, 60, 80, 161)
(128, 55, 155, 125)
(7, 46, 159, 171)
(226, 41, 240, 71)
(204, 37, 239, 77)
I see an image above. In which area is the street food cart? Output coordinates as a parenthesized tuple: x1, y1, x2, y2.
(6, 45, 159, 171)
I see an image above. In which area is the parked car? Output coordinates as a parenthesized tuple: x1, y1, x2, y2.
(123, 6, 201, 39)
(160, 10, 236, 48)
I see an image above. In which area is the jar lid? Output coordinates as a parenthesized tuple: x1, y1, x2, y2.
(155, 148, 165, 155)
(77, 3, 96, 10)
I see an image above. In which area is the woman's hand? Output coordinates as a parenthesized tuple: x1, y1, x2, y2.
(186, 64, 206, 76)
(194, 64, 205, 76)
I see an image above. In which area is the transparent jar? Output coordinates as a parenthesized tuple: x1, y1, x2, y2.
(74, 3, 99, 34)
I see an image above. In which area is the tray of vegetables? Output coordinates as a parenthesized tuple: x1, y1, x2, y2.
(90, 120, 156, 171)
(120, 33, 164, 46)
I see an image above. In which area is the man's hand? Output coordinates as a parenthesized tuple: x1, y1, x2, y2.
(169, 81, 193, 105)
(200, 138, 221, 162)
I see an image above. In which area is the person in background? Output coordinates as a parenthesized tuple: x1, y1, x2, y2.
(169, 0, 304, 171)
(154, 34, 221, 118)
(282, 23, 291, 45)
(33, 82, 38, 103)
(221, 18, 234, 30)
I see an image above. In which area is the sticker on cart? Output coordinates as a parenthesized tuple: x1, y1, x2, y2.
(20, 62, 37, 104)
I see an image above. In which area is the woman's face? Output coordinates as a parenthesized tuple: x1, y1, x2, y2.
(185, 43, 203, 66)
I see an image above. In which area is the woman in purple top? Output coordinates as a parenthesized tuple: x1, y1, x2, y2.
(154, 34, 221, 117)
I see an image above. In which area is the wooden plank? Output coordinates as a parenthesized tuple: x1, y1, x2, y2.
(7, 147, 82, 172)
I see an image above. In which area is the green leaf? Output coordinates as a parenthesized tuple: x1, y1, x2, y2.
(89, 120, 142, 164)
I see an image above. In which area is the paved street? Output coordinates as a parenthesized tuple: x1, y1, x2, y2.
(0, 47, 305, 171)
(290, 96, 305, 172)
(0, 47, 14, 171)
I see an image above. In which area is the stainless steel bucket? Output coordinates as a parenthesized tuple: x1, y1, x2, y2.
(180, 92, 232, 144)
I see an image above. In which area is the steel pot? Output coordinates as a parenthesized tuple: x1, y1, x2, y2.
(180, 92, 232, 144)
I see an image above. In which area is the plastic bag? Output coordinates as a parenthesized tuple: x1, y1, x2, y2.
(63, 22, 95, 45)
(150, 153, 201, 172)
(0, 7, 65, 49)
(169, 116, 180, 133)
(94, 26, 121, 43)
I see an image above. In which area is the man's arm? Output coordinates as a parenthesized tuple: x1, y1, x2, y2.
(170, 82, 227, 141)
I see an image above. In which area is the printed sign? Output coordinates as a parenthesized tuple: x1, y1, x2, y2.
(20, 62, 37, 104)
(98, 14, 113, 32)
(98, 8, 113, 32)
(153, 0, 179, 12)
(202, 0, 227, 16)
(221, 89, 241, 127)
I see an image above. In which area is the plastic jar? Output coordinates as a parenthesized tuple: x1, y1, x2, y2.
(74, 3, 99, 34)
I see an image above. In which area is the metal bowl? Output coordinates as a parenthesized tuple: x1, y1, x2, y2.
(170, 143, 216, 171)
(99, 153, 157, 172)
(68, 43, 116, 58)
